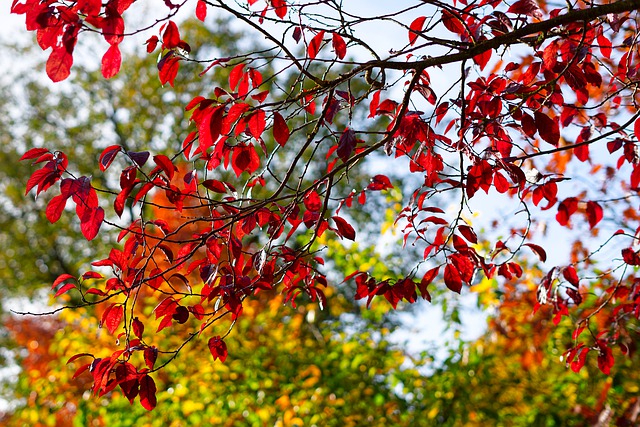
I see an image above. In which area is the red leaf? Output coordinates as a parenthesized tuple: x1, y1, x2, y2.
(534, 111, 559, 146)
(162, 21, 181, 49)
(146, 35, 159, 53)
(337, 127, 357, 162)
(570, 347, 589, 373)
(304, 191, 323, 212)
(473, 41, 492, 70)
(82, 271, 103, 280)
(53, 282, 76, 297)
(208, 336, 228, 362)
(46, 194, 68, 223)
(153, 154, 177, 181)
(52, 273, 75, 289)
(46, 48, 73, 82)
(597, 33, 612, 59)
(72, 363, 91, 379)
(634, 117, 640, 141)
(139, 375, 157, 411)
(80, 207, 104, 241)
(441, 10, 466, 35)
(102, 304, 123, 334)
(158, 52, 180, 87)
(229, 63, 246, 91)
(20, 147, 49, 161)
(101, 43, 121, 79)
(574, 143, 589, 162)
(128, 151, 150, 167)
(458, 225, 478, 244)
(144, 347, 158, 369)
(597, 342, 614, 375)
(271, 0, 287, 18)
(507, 0, 543, 18)
(332, 32, 347, 59)
(196, 0, 207, 21)
(556, 197, 578, 226)
(202, 179, 228, 193)
(367, 174, 393, 191)
(332, 216, 356, 241)
(523, 243, 547, 262)
(248, 109, 266, 140)
(409, 16, 426, 46)
(99, 145, 121, 172)
(562, 266, 579, 287)
(586, 201, 603, 229)
(444, 263, 462, 293)
(231, 143, 260, 177)
(493, 171, 509, 193)
(418, 266, 439, 301)
(369, 90, 381, 118)
(272, 111, 290, 146)
(308, 31, 325, 59)
(132, 317, 144, 338)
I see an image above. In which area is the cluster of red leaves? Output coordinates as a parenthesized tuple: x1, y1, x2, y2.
(10, 0, 134, 81)
(14, 0, 640, 410)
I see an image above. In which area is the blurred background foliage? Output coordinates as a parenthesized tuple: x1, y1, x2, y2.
(0, 15, 638, 427)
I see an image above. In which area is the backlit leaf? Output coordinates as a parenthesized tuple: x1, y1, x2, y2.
(308, 31, 325, 59)
(139, 375, 157, 410)
(409, 16, 426, 45)
(101, 43, 121, 79)
(332, 32, 347, 59)
(208, 336, 228, 362)
(332, 216, 356, 241)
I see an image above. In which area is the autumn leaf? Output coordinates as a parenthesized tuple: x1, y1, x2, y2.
(102, 304, 123, 334)
(332, 216, 356, 241)
(139, 375, 157, 410)
(534, 111, 559, 146)
(308, 31, 325, 59)
(332, 32, 347, 59)
(101, 44, 122, 79)
(196, 0, 207, 21)
(409, 16, 426, 45)
(208, 336, 228, 362)
(272, 111, 290, 146)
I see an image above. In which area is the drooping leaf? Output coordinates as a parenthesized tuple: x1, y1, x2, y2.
(248, 109, 266, 140)
(208, 336, 228, 362)
(597, 342, 614, 375)
(523, 243, 547, 262)
(586, 201, 603, 229)
(46, 48, 73, 82)
(272, 111, 290, 146)
(102, 304, 123, 335)
(80, 207, 105, 241)
(139, 375, 157, 410)
(534, 111, 560, 146)
(444, 263, 463, 293)
(332, 32, 347, 59)
(101, 43, 122, 79)
(308, 30, 325, 59)
(46, 194, 68, 223)
(196, 0, 207, 21)
(231, 143, 260, 177)
(337, 127, 356, 162)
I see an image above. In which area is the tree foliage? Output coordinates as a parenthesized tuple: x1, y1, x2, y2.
(8, 0, 640, 415)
